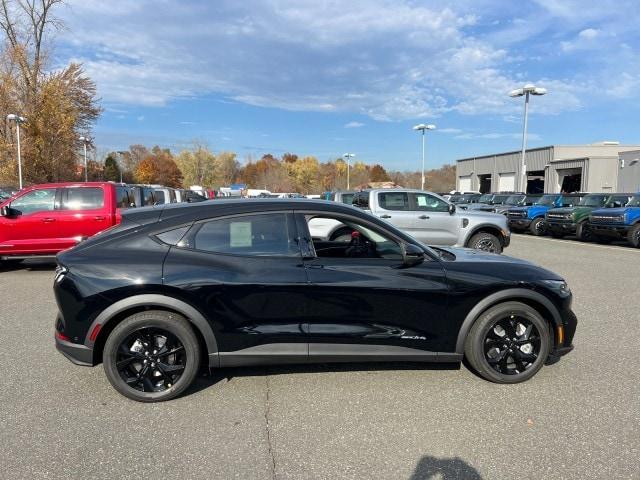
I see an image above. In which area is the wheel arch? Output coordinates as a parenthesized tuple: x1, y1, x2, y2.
(89, 294, 218, 366)
(464, 224, 506, 247)
(455, 288, 561, 354)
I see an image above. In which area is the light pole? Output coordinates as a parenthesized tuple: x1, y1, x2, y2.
(343, 153, 355, 190)
(412, 123, 436, 190)
(117, 151, 128, 183)
(79, 136, 90, 181)
(509, 84, 547, 193)
(6, 114, 27, 190)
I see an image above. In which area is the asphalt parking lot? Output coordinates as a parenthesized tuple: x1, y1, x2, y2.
(0, 235, 638, 480)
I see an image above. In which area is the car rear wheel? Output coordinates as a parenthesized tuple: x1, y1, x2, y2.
(464, 302, 551, 383)
(627, 224, 640, 248)
(468, 232, 503, 254)
(103, 310, 200, 402)
(529, 218, 546, 236)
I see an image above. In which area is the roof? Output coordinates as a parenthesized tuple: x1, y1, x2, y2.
(456, 144, 640, 163)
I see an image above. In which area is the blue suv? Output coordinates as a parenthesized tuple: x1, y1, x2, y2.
(507, 194, 585, 236)
(588, 193, 640, 247)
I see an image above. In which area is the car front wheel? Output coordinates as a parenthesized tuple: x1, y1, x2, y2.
(529, 218, 546, 236)
(103, 310, 200, 402)
(627, 224, 640, 248)
(468, 232, 503, 253)
(464, 302, 551, 383)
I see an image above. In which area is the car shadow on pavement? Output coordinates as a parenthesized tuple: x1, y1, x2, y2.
(186, 362, 462, 396)
(410, 455, 483, 480)
(0, 259, 57, 272)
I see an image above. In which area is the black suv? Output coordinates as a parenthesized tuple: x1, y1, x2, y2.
(54, 200, 577, 402)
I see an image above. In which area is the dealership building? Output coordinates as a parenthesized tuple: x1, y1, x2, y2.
(455, 143, 640, 194)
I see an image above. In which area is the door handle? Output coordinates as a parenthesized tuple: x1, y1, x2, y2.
(94, 216, 106, 221)
(42, 218, 56, 223)
(418, 215, 430, 220)
(380, 215, 392, 219)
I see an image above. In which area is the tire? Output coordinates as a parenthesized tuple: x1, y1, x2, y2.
(576, 222, 592, 242)
(627, 224, 640, 248)
(468, 232, 503, 254)
(529, 218, 546, 236)
(103, 310, 201, 402)
(464, 301, 551, 384)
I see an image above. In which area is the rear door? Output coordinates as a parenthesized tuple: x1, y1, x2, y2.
(409, 192, 458, 245)
(373, 191, 414, 232)
(55, 186, 112, 248)
(0, 187, 59, 254)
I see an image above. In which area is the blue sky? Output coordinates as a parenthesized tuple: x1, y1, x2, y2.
(55, 0, 640, 170)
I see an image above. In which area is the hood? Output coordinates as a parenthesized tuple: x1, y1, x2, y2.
(591, 206, 632, 216)
(430, 246, 563, 281)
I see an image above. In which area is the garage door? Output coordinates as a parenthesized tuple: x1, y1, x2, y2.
(458, 176, 471, 191)
(498, 173, 515, 191)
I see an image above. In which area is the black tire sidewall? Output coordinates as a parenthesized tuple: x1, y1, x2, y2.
(465, 302, 551, 384)
(469, 232, 503, 254)
(627, 224, 640, 248)
(530, 218, 545, 236)
(103, 311, 200, 402)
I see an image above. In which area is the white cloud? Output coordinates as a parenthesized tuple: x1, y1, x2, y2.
(454, 132, 541, 141)
(137, 115, 145, 121)
(438, 128, 463, 134)
(344, 121, 365, 128)
(56, 0, 638, 121)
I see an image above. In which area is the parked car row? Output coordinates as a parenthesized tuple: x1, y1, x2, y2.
(502, 192, 640, 248)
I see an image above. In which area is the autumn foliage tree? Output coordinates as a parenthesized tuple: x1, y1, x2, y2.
(134, 146, 183, 187)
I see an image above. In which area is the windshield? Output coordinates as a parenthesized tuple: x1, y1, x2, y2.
(536, 195, 557, 206)
(478, 194, 493, 203)
(491, 195, 511, 205)
(579, 195, 607, 207)
(627, 195, 640, 207)
(560, 195, 583, 207)
(505, 194, 526, 205)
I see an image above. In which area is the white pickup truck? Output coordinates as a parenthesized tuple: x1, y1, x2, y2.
(309, 189, 511, 253)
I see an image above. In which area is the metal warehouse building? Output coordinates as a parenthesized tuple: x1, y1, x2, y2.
(455, 143, 640, 194)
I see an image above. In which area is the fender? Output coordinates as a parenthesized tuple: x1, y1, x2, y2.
(87, 294, 218, 363)
(464, 223, 507, 246)
(454, 288, 561, 354)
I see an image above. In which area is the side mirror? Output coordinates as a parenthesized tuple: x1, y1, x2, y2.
(401, 243, 425, 268)
(448, 203, 456, 215)
(0, 205, 18, 217)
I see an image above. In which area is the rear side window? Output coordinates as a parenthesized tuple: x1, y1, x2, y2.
(155, 191, 166, 204)
(339, 193, 354, 204)
(352, 192, 369, 208)
(143, 189, 156, 206)
(378, 192, 409, 211)
(62, 187, 104, 210)
(191, 213, 299, 256)
(116, 186, 132, 209)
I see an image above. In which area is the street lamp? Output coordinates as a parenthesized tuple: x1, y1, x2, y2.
(509, 84, 547, 192)
(412, 123, 436, 190)
(116, 151, 128, 183)
(6, 114, 27, 190)
(343, 153, 355, 190)
(79, 136, 90, 181)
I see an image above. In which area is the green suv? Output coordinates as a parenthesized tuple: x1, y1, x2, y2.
(545, 193, 633, 241)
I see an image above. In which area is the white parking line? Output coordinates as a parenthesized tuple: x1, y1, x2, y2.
(513, 234, 640, 253)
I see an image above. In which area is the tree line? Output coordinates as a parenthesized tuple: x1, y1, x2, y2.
(97, 143, 456, 194)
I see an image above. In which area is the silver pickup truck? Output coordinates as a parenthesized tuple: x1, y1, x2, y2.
(310, 189, 510, 253)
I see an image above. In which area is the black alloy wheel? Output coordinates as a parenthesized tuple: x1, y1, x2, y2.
(465, 302, 550, 383)
(529, 218, 546, 236)
(576, 222, 592, 242)
(468, 232, 502, 254)
(628, 224, 640, 248)
(103, 311, 200, 402)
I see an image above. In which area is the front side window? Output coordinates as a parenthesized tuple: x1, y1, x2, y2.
(191, 213, 298, 256)
(155, 191, 166, 204)
(378, 192, 409, 211)
(63, 187, 105, 210)
(627, 195, 640, 207)
(412, 193, 449, 212)
(10, 188, 56, 215)
(537, 195, 558, 206)
(306, 214, 403, 260)
(143, 189, 156, 206)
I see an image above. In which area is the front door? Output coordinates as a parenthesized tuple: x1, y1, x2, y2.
(162, 211, 309, 365)
(410, 192, 459, 246)
(0, 187, 60, 255)
(297, 212, 450, 358)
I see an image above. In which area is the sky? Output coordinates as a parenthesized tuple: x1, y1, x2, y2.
(53, 0, 640, 171)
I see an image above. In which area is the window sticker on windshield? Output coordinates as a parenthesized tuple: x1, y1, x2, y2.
(417, 196, 428, 207)
(230, 222, 252, 247)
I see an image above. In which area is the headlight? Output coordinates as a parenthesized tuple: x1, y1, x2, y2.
(540, 279, 571, 295)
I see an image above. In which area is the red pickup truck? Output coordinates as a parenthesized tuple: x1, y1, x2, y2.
(0, 182, 132, 263)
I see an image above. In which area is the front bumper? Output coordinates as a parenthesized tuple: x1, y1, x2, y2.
(546, 221, 577, 234)
(590, 224, 629, 239)
(508, 218, 532, 230)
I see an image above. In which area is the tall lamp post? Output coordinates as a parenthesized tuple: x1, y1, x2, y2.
(509, 84, 547, 193)
(6, 114, 27, 190)
(117, 151, 128, 183)
(412, 123, 436, 190)
(79, 136, 90, 181)
(343, 153, 355, 190)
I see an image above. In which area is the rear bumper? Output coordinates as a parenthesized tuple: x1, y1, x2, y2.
(55, 335, 94, 366)
(508, 218, 531, 229)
